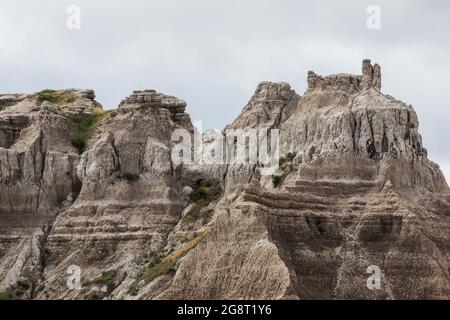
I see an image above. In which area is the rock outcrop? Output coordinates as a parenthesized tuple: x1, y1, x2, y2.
(0, 89, 101, 296)
(0, 61, 449, 300)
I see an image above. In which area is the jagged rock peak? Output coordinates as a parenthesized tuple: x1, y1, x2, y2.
(307, 59, 382, 93)
(227, 81, 299, 130)
(251, 81, 296, 102)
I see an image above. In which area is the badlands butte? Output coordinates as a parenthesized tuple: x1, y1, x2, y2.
(0, 59, 449, 300)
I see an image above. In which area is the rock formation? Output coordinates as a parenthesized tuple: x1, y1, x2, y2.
(0, 60, 449, 300)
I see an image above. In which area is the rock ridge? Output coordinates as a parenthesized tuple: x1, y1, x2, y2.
(0, 60, 449, 300)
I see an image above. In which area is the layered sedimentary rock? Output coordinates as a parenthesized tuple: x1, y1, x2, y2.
(0, 60, 449, 300)
(156, 60, 450, 300)
(244, 60, 450, 299)
(0, 90, 100, 295)
(36, 90, 198, 299)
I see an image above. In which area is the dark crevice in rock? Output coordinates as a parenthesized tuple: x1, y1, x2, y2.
(381, 129, 389, 154)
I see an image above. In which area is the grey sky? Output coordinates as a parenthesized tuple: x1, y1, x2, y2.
(1, 0, 449, 180)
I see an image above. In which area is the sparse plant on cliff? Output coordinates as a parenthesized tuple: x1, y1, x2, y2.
(127, 287, 138, 296)
(0, 279, 31, 300)
(189, 180, 222, 203)
(91, 270, 118, 285)
(279, 151, 297, 171)
(128, 230, 209, 295)
(184, 180, 222, 223)
(86, 290, 101, 300)
(84, 270, 119, 295)
(189, 187, 208, 202)
(0, 102, 15, 111)
(17, 279, 31, 290)
(272, 151, 298, 187)
(271, 175, 282, 187)
(0, 289, 20, 300)
(66, 109, 108, 153)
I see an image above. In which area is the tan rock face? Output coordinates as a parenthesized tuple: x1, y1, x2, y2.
(245, 60, 450, 299)
(35, 90, 199, 299)
(161, 60, 449, 300)
(0, 62, 449, 300)
(0, 90, 93, 293)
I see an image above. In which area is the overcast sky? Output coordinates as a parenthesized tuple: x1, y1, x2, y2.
(0, 0, 449, 180)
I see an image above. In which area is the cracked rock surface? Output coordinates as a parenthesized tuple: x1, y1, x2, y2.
(0, 61, 449, 300)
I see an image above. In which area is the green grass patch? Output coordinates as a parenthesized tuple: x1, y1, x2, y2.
(184, 180, 222, 223)
(128, 230, 209, 295)
(37, 89, 75, 105)
(189, 180, 222, 203)
(184, 202, 214, 224)
(128, 286, 139, 296)
(0, 289, 20, 300)
(279, 151, 297, 170)
(91, 270, 117, 285)
(66, 109, 108, 153)
(86, 290, 101, 300)
(0, 101, 16, 111)
(84, 270, 119, 295)
(189, 187, 208, 202)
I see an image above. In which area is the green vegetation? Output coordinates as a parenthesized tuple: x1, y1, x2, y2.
(128, 287, 138, 296)
(184, 180, 222, 224)
(271, 175, 282, 187)
(91, 270, 117, 285)
(0, 279, 30, 300)
(189, 180, 222, 203)
(279, 151, 297, 172)
(128, 230, 209, 295)
(0, 289, 20, 300)
(0, 101, 15, 111)
(272, 151, 298, 188)
(17, 279, 30, 290)
(37, 89, 75, 105)
(66, 109, 109, 153)
(189, 187, 208, 202)
(86, 290, 101, 300)
(83, 270, 118, 299)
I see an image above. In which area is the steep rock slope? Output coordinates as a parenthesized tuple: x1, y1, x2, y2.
(0, 90, 102, 296)
(243, 60, 450, 299)
(36, 90, 197, 299)
(155, 82, 297, 300)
